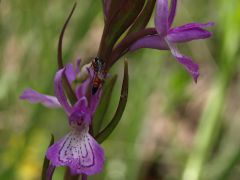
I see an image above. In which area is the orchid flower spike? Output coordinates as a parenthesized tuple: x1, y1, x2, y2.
(130, 0, 214, 82)
(20, 62, 104, 178)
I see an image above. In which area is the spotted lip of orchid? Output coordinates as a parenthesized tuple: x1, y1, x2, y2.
(20, 62, 104, 176)
(129, 0, 214, 82)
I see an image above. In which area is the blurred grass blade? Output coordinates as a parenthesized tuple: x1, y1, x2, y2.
(182, 77, 227, 180)
(218, 150, 240, 180)
(182, 1, 240, 179)
(93, 75, 118, 135)
(96, 60, 128, 143)
(67, 0, 101, 57)
(42, 134, 54, 180)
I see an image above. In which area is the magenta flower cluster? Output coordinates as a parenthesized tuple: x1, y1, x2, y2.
(130, 0, 213, 82)
(21, 63, 104, 176)
(20, 0, 213, 179)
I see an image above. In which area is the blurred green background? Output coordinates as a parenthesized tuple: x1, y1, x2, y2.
(0, 0, 240, 180)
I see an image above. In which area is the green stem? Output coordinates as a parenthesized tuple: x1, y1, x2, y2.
(41, 135, 54, 180)
(93, 75, 118, 135)
(96, 61, 128, 143)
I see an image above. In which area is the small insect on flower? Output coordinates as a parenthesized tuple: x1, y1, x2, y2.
(92, 75, 104, 95)
(91, 57, 106, 94)
(92, 57, 105, 72)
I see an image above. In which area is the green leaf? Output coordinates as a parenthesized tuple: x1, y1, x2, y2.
(96, 60, 129, 143)
(98, 0, 146, 62)
(127, 0, 156, 34)
(41, 134, 54, 180)
(57, 3, 78, 105)
(58, 3, 77, 69)
(93, 75, 118, 135)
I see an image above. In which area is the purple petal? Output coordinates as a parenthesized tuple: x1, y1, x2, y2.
(167, 27, 212, 43)
(75, 67, 93, 99)
(168, 0, 177, 27)
(65, 63, 76, 84)
(20, 88, 61, 108)
(65, 60, 82, 84)
(129, 35, 169, 52)
(169, 22, 214, 32)
(76, 78, 90, 99)
(54, 68, 72, 114)
(155, 0, 169, 35)
(166, 40, 199, 82)
(89, 89, 102, 113)
(69, 97, 92, 125)
(87, 67, 95, 81)
(176, 55, 199, 82)
(74, 96, 88, 108)
(46, 125, 104, 175)
(69, 110, 91, 126)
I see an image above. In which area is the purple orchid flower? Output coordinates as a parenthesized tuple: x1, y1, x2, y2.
(20, 63, 104, 178)
(130, 0, 214, 82)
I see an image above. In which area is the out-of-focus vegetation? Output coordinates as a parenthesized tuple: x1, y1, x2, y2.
(0, 0, 240, 180)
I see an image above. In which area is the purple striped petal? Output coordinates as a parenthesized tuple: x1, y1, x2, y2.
(54, 68, 72, 114)
(169, 22, 214, 32)
(20, 88, 61, 108)
(168, 0, 177, 27)
(167, 27, 212, 43)
(166, 40, 199, 82)
(46, 125, 104, 175)
(129, 35, 169, 51)
(155, 0, 169, 35)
